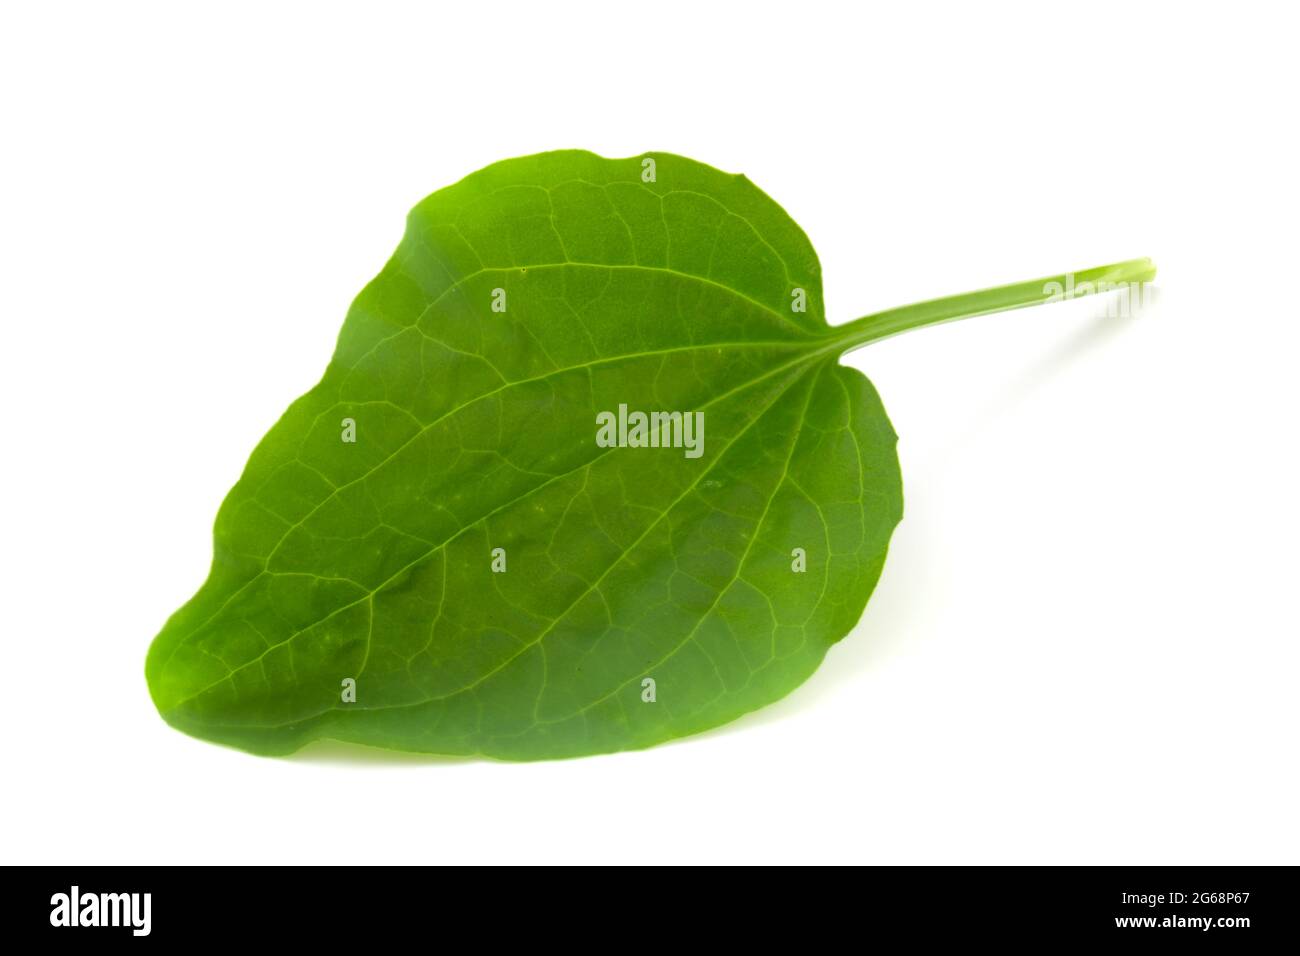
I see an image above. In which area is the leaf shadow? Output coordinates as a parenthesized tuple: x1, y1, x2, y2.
(927, 295, 1151, 472)
(286, 738, 480, 766)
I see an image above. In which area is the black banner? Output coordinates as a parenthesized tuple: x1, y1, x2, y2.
(13, 866, 1296, 943)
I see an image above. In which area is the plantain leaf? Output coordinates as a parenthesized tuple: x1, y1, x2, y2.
(145, 150, 1153, 760)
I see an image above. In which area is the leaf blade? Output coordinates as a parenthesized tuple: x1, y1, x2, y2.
(146, 151, 903, 759)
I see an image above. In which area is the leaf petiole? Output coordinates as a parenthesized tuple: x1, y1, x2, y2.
(830, 256, 1156, 353)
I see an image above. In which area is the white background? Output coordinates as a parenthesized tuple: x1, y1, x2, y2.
(2, 2, 1296, 865)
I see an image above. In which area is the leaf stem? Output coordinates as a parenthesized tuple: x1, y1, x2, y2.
(829, 257, 1156, 353)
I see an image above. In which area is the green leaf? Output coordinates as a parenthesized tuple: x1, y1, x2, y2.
(145, 150, 1154, 760)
